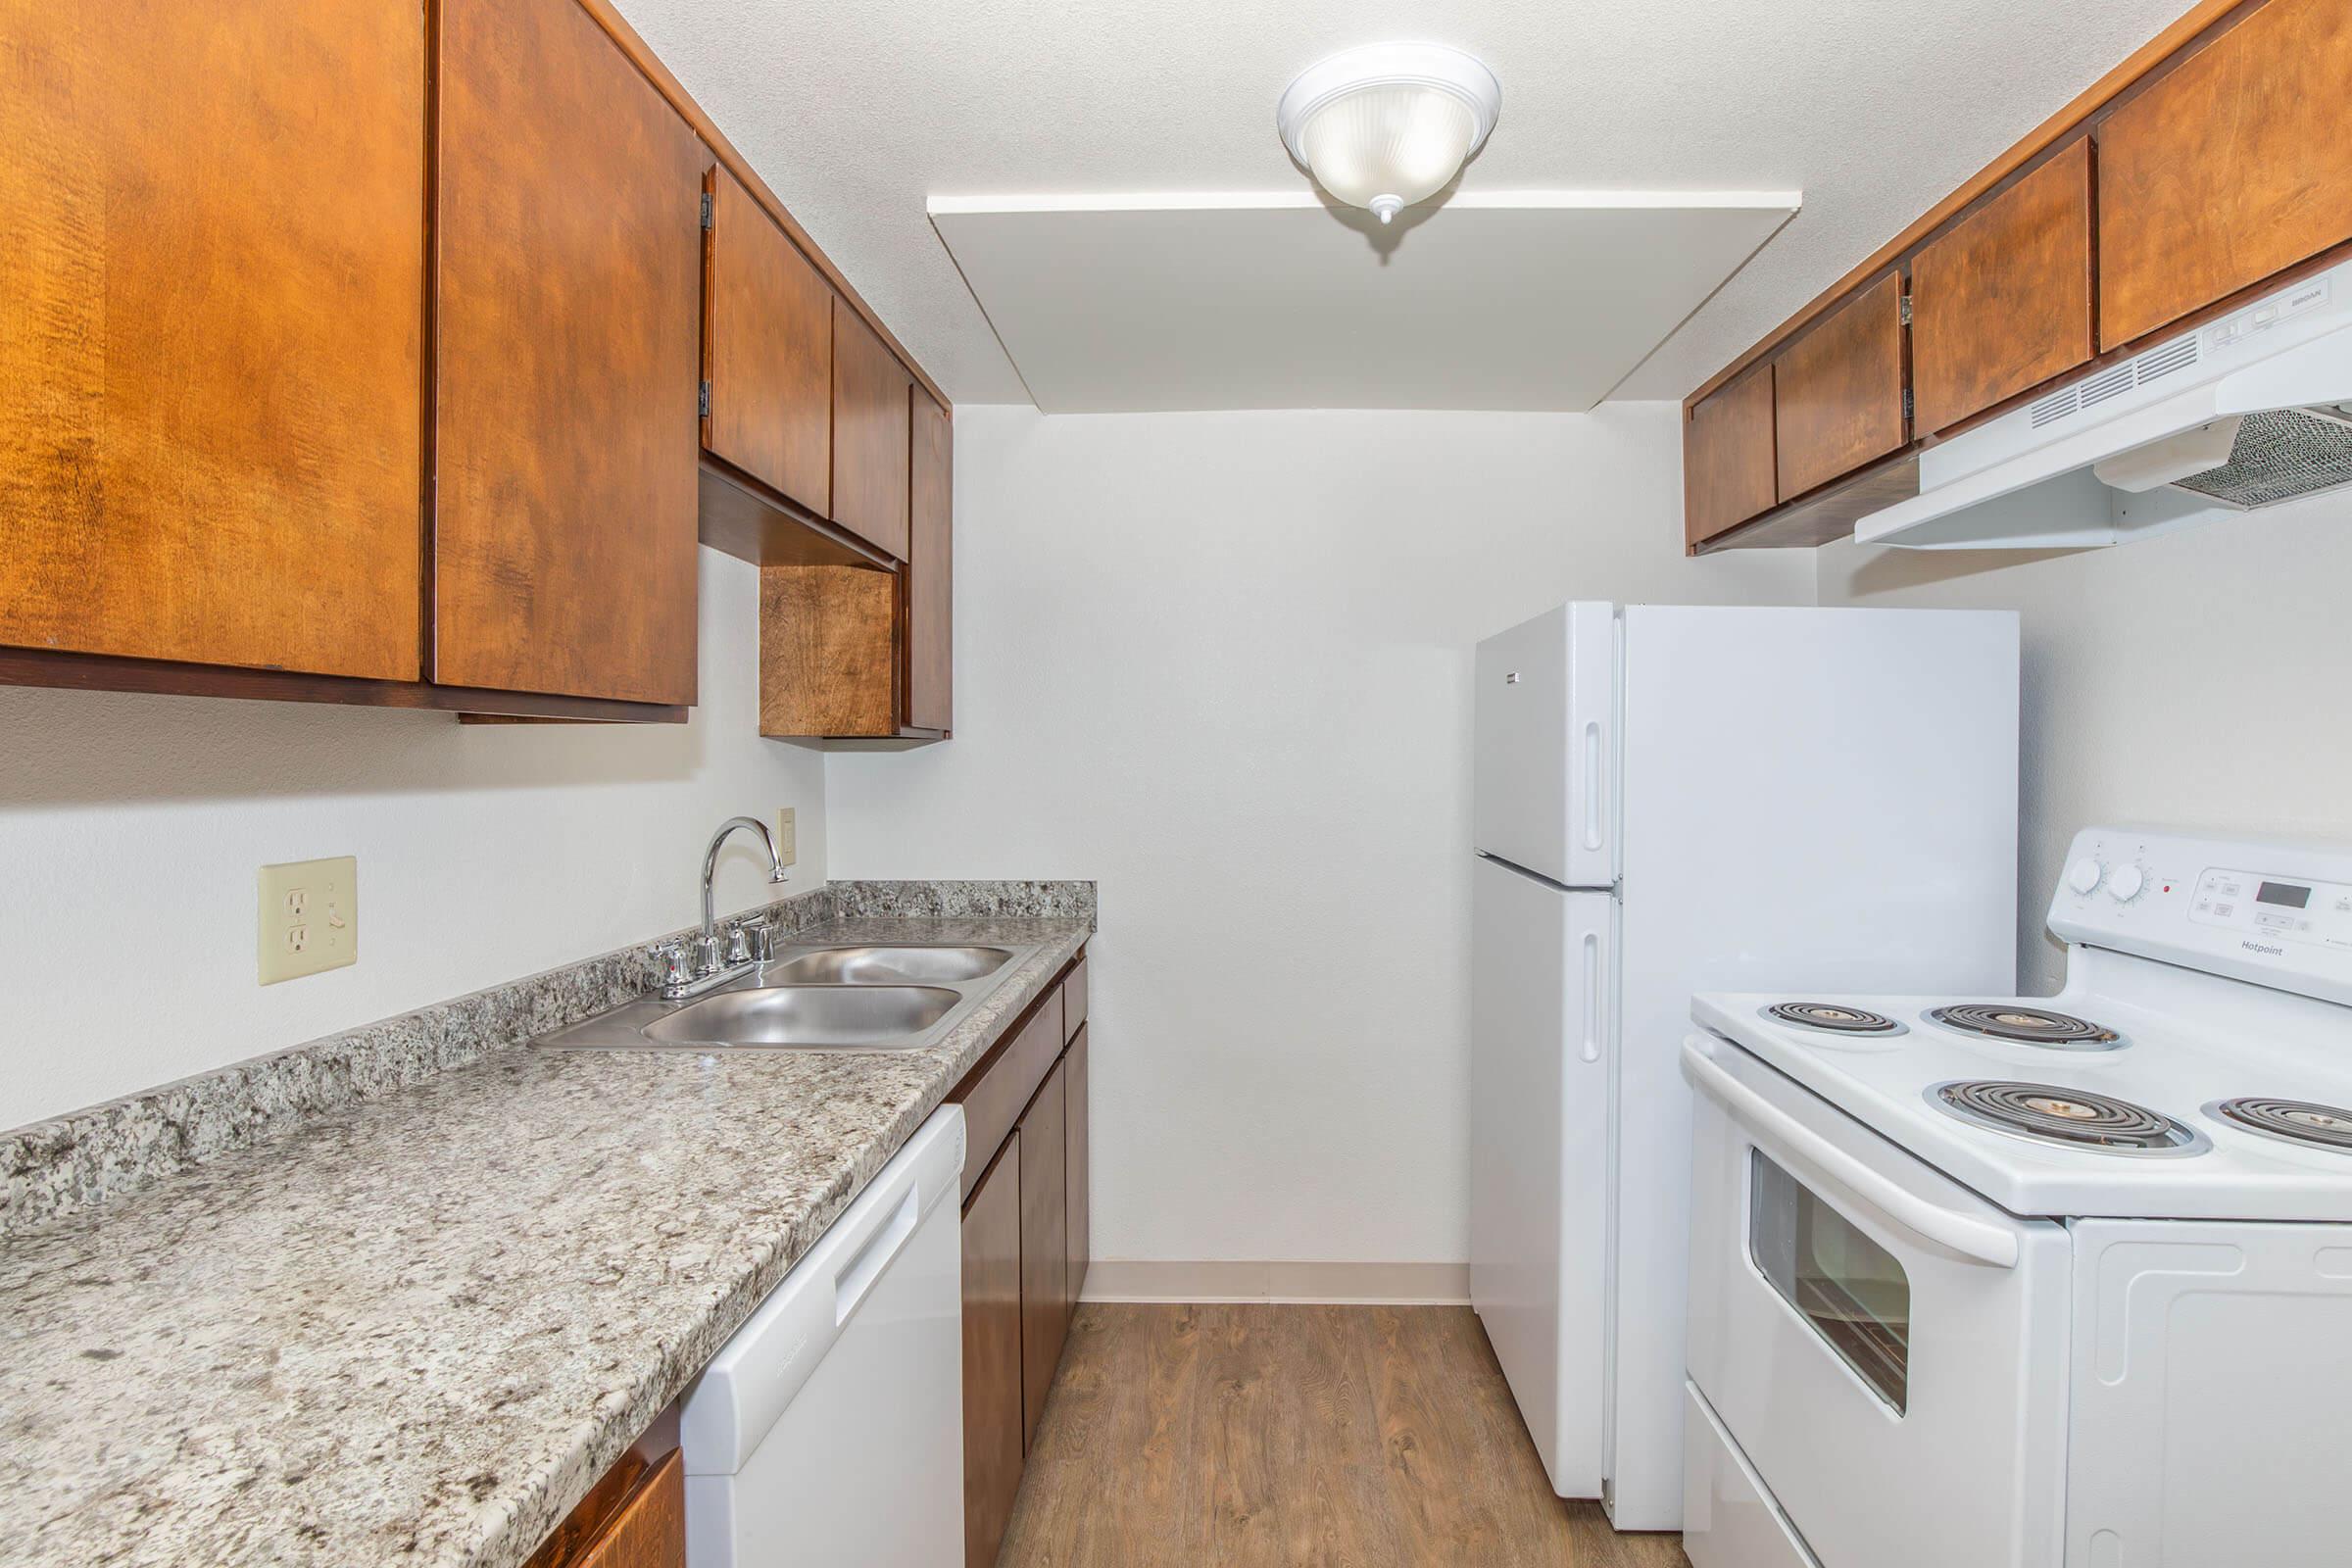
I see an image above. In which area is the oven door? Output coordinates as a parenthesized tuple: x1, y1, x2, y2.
(1682, 1035, 2069, 1568)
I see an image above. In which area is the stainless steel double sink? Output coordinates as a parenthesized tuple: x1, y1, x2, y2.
(534, 943, 1038, 1054)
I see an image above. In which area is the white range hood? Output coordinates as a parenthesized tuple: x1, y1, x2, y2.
(1858, 258, 2352, 550)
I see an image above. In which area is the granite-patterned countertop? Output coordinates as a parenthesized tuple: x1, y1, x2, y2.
(0, 914, 1088, 1568)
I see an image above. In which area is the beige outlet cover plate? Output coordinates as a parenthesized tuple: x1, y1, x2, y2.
(258, 856, 358, 985)
(776, 807, 798, 867)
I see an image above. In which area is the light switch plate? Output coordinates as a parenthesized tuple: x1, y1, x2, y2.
(258, 857, 357, 985)
(776, 808, 798, 868)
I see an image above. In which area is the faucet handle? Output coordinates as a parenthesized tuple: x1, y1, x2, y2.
(748, 917, 778, 962)
(724, 921, 754, 966)
(655, 942, 692, 991)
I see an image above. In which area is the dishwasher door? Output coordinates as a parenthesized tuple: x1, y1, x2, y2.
(680, 1105, 966, 1567)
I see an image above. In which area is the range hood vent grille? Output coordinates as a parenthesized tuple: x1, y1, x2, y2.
(2170, 406, 2352, 509)
(2033, 333, 2204, 431)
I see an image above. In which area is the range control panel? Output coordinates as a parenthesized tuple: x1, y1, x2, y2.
(2049, 828, 2352, 1006)
(2187, 866, 2352, 949)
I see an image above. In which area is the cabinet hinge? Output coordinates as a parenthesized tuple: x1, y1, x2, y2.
(1899, 293, 1914, 327)
(701, 191, 714, 230)
(1903, 388, 1915, 423)
(699, 380, 712, 418)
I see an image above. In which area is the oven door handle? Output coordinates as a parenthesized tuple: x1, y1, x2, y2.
(1682, 1036, 2022, 1270)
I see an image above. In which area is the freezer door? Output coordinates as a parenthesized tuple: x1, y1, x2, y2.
(1470, 854, 1614, 1497)
(1473, 603, 1616, 888)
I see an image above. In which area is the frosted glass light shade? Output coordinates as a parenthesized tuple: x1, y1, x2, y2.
(1278, 43, 1501, 224)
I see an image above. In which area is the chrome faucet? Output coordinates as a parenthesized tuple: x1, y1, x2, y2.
(658, 815, 789, 1000)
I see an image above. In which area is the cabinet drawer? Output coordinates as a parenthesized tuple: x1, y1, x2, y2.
(2097, 0, 2352, 349)
(1911, 140, 2093, 433)
(1063, 956, 1088, 1042)
(951, 987, 1064, 1198)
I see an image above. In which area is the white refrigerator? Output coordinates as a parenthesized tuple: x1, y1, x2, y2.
(1470, 603, 2020, 1531)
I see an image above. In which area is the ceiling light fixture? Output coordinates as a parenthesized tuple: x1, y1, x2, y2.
(1276, 42, 1502, 224)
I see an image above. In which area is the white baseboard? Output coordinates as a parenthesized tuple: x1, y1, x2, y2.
(1079, 1258, 1471, 1306)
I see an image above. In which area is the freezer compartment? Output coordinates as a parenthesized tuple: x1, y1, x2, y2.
(1472, 602, 1616, 889)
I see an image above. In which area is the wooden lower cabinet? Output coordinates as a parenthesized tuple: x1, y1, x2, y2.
(1065, 1026, 1091, 1300)
(955, 956, 1092, 1566)
(961, 1133, 1026, 1568)
(525, 1447, 684, 1568)
(1017, 1056, 1071, 1446)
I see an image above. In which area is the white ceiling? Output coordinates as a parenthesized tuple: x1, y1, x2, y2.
(931, 192, 1795, 412)
(613, 0, 2203, 408)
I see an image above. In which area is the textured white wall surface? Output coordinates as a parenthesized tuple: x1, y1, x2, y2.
(0, 550, 825, 1127)
(824, 403, 1815, 1266)
(1818, 493, 2352, 991)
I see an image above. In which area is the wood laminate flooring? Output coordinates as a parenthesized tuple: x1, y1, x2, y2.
(998, 1303, 1691, 1567)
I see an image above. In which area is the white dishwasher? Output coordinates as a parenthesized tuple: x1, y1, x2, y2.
(680, 1104, 965, 1567)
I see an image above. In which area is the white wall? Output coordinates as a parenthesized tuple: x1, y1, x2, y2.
(1818, 492, 2352, 991)
(0, 549, 825, 1127)
(825, 404, 1815, 1271)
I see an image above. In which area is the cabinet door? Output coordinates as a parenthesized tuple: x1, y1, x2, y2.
(0, 0, 423, 678)
(435, 0, 703, 705)
(1773, 272, 1907, 501)
(962, 1134, 1024, 1568)
(527, 1447, 683, 1568)
(1683, 369, 1778, 547)
(1065, 1025, 1091, 1304)
(2097, 0, 2352, 349)
(906, 388, 953, 732)
(1018, 1057, 1070, 1446)
(831, 303, 911, 560)
(1911, 140, 2093, 433)
(703, 166, 832, 515)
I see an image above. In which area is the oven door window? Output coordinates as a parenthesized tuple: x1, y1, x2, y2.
(1749, 1150, 1911, 1412)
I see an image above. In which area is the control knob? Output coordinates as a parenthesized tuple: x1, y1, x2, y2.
(2067, 857, 2105, 896)
(2107, 863, 2146, 903)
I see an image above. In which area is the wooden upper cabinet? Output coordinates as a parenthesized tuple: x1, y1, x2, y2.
(703, 165, 833, 515)
(831, 304, 912, 561)
(2097, 0, 2352, 350)
(906, 390, 953, 732)
(1683, 368, 1777, 547)
(0, 0, 423, 679)
(434, 0, 704, 706)
(1911, 140, 2094, 433)
(1773, 272, 1908, 502)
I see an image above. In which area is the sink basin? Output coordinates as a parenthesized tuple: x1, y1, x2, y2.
(760, 945, 1012, 986)
(639, 984, 960, 1050)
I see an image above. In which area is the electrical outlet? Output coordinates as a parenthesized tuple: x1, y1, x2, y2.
(775, 808, 798, 868)
(259, 857, 357, 985)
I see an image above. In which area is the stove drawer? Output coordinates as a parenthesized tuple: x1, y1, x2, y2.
(1684, 1035, 2070, 1568)
(1682, 1381, 1820, 1568)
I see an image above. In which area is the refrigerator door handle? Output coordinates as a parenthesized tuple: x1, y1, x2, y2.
(1581, 720, 1605, 855)
(1579, 930, 1602, 1063)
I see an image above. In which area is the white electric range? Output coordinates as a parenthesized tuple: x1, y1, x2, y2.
(1680, 826, 2352, 1568)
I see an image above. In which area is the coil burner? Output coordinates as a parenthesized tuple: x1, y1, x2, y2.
(1928, 1004, 2125, 1051)
(1930, 1080, 2207, 1155)
(1763, 1003, 1906, 1037)
(2208, 1098, 2352, 1155)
